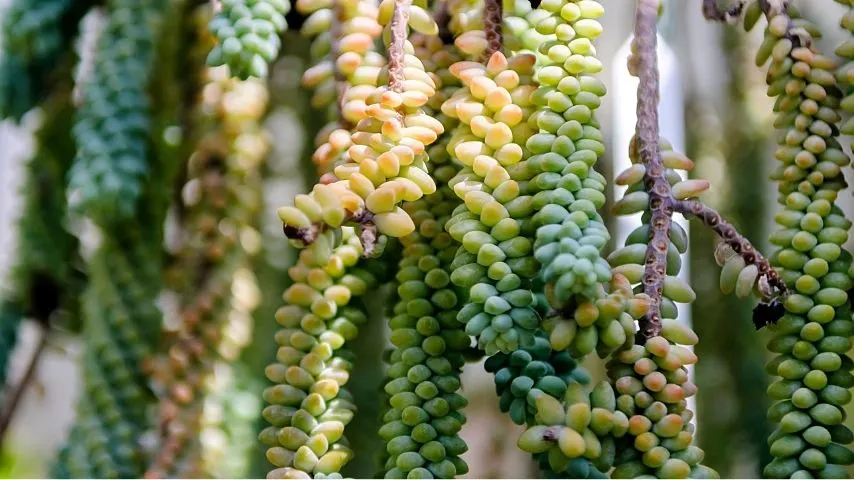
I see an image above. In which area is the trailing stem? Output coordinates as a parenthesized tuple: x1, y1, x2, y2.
(673, 200, 785, 295)
(635, 0, 671, 338)
(634, 0, 789, 339)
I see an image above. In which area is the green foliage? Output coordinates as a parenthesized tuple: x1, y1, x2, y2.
(444, 50, 541, 356)
(66, 0, 168, 222)
(207, 0, 291, 79)
(50, 0, 189, 476)
(0, 0, 94, 121)
(609, 133, 717, 477)
(526, 0, 611, 308)
(484, 334, 589, 426)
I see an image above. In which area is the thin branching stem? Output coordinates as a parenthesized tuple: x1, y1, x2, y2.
(635, 0, 670, 338)
(674, 200, 786, 295)
(0, 322, 49, 449)
(283, 0, 412, 254)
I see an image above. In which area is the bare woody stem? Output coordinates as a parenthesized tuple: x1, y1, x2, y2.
(388, 0, 411, 93)
(674, 200, 787, 295)
(0, 322, 49, 450)
(635, 0, 670, 339)
(483, 0, 502, 59)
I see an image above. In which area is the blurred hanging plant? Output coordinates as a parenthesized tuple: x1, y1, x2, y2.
(0, 0, 93, 456)
(0, 0, 95, 121)
(47, 0, 191, 476)
(146, 10, 269, 475)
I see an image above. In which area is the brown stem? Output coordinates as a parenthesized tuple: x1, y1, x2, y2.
(674, 199, 787, 296)
(388, 0, 411, 94)
(635, 0, 670, 339)
(283, 209, 376, 249)
(434, 0, 454, 45)
(701, 0, 746, 23)
(483, 0, 503, 59)
(0, 322, 49, 450)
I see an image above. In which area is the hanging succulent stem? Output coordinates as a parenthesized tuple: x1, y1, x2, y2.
(634, 0, 671, 339)
(283, 0, 413, 255)
(482, 0, 502, 59)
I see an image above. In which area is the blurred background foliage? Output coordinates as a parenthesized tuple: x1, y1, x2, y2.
(0, 0, 853, 478)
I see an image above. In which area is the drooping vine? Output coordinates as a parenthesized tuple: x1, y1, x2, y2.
(595, 1, 789, 478)
(277, 1, 444, 260)
(442, 45, 541, 356)
(207, 0, 292, 79)
(740, 2, 854, 478)
(260, 0, 442, 476)
(479, 2, 617, 477)
(0, 0, 95, 121)
(66, 0, 169, 222)
(145, 14, 269, 475)
(377, 140, 471, 480)
(260, 231, 399, 477)
(50, 0, 190, 476)
(523, 0, 615, 357)
(299, 0, 386, 174)
(375, 28, 472, 479)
